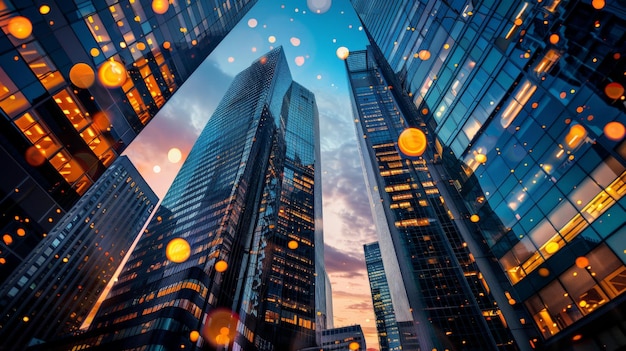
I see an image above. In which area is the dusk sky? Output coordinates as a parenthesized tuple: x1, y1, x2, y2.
(122, 0, 382, 349)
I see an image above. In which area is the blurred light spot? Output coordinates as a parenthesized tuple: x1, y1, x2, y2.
(168, 148, 182, 163)
(70, 63, 96, 89)
(549, 34, 559, 44)
(22, 316, 29, 323)
(215, 260, 228, 272)
(398, 128, 427, 157)
(136, 42, 146, 51)
(605, 82, 625, 100)
(538, 268, 550, 277)
(16, 228, 26, 237)
(336, 46, 349, 60)
(307, 0, 332, 14)
(575, 256, 589, 269)
(592, 0, 605, 9)
(227, 56, 235, 63)
(90, 48, 100, 57)
(166, 238, 191, 263)
(3, 234, 13, 245)
(247, 18, 258, 28)
(443, 43, 450, 49)
(290, 37, 301, 46)
(203, 309, 238, 348)
(39, 5, 51, 14)
(163, 41, 171, 50)
(565, 124, 586, 149)
(514, 18, 523, 26)
(316, 74, 322, 80)
(288, 240, 298, 250)
(470, 214, 480, 223)
(8, 16, 32, 39)
(418, 50, 431, 60)
(25, 146, 46, 166)
(294, 56, 305, 66)
(190, 330, 200, 342)
(475, 153, 487, 164)
(0, 258, 5, 264)
(268, 36, 276, 43)
(604, 121, 626, 141)
(545, 242, 559, 254)
(349, 342, 359, 350)
(98, 60, 127, 88)
(152, 0, 169, 14)
(153, 165, 161, 173)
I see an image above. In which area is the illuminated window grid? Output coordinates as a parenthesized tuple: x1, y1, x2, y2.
(17, 41, 65, 92)
(0, 67, 30, 117)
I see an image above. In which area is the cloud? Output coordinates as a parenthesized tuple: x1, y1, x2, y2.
(324, 243, 366, 274)
(345, 302, 372, 310)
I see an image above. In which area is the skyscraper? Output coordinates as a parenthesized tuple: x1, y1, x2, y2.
(0, 0, 257, 285)
(345, 46, 524, 351)
(33, 46, 325, 351)
(0, 155, 157, 351)
(350, 0, 626, 350)
(363, 242, 403, 351)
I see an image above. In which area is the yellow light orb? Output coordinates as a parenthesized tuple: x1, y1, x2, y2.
(336, 46, 350, 60)
(215, 334, 229, 345)
(22, 316, 29, 322)
(549, 34, 559, 44)
(190, 330, 200, 342)
(90, 48, 100, 57)
(39, 5, 51, 15)
(592, 0, 605, 9)
(398, 128, 427, 157)
(167, 147, 182, 163)
(165, 238, 191, 263)
(475, 153, 487, 164)
(152, 0, 169, 14)
(604, 121, 626, 141)
(8, 16, 33, 40)
(215, 260, 228, 272)
(69, 63, 96, 89)
(544, 241, 559, 254)
(470, 214, 480, 223)
(605, 82, 625, 100)
(288, 240, 299, 250)
(349, 341, 360, 350)
(98, 60, 127, 88)
(418, 49, 431, 60)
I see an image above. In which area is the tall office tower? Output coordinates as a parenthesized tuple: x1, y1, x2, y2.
(363, 242, 403, 351)
(33, 46, 325, 351)
(345, 46, 522, 351)
(320, 325, 367, 351)
(351, 0, 626, 350)
(0, 155, 157, 351)
(0, 0, 257, 285)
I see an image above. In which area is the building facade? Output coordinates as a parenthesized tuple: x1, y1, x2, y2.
(363, 242, 403, 351)
(32, 46, 326, 351)
(350, 0, 626, 350)
(345, 46, 525, 351)
(0, 155, 157, 351)
(0, 0, 257, 286)
(320, 325, 367, 351)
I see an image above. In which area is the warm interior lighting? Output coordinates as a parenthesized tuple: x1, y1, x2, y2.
(534, 49, 560, 75)
(501, 80, 537, 128)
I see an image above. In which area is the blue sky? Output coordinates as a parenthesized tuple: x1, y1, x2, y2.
(123, 0, 381, 349)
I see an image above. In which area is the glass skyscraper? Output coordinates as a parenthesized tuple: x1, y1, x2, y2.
(346, 45, 522, 351)
(33, 46, 325, 351)
(0, 0, 257, 285)
(0, 155, 157, 351)
(350, 0, 626, 350)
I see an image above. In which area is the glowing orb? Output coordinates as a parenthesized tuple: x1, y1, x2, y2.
(443, 43, 450, 49)
(575, 256, 590, 269)
(336, 46, 349, 60)
(604, 121, 626, 141)
(470, 214, 480, 223)
(475, 153, 487, 164)
(349, 341, 359, 350)
(3, 234, 13, 245)
(168, 147, 182, 163)
(153, 165, 161, 173)
(215, 260, 228, 272)
(565, 124, 586, 148)
(16, 228, 26, 237)
(514, 18, 523, 26)
(288, 240, 299, 250)
(203, 308, 239, 348)
(418, 49, 431, 60)
(227, 56, 235, 63)
(69, 63, 96, 89)
(290, 37, 301, 46)
(40, 5, 51, 14)
(398, 128, 427, 157)
(538, 267, 550, 277)
(136, 42, 146, 51)
(8, 16, 33, 39)
(549, 34, 559, 44)
(22, 316, 29, 322)
(90, 48, 100, 57)
(268, 36, 276, 43)
(247, 18, 258, 28)
(25, 146, 46, 166)
(165, 238, 191, 263)
(97, 60, 127, 88)
(295, 56, 305, 66)
(307, 0, 332, 14)
(152, 0, 169, 14)
(163, 41, 171, 50)
(544, 241, 559, 254)
(605, 82, 625, 100)
(190, 330, 200, 342)
(592, 0, 605, 9)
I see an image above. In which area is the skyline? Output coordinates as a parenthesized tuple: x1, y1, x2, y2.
(121, 0, 381, 349)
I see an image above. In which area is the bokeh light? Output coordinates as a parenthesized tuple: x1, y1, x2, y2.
(288, 240, 299, 250)
(538, 267, 550, 277)
(295, 56, 305, 66)
(290, 37, 301, 46)
(592, 0, 605, 9)
(69, 63, 96, 89)
(605, 82, 625, 100)
(39, 5, 51, 15)
(3, 234, 13, 245)
(575, 256, 590, 269)
(336, 46, 350, 60)
(152, 0, 169, 14)
(165, 238, 191, 263)
(549, 34, 559, 44)
(168, 147, 182, 163)
(418, 49, 431, 60)
(545, 241, 559, 254)
(604, 121, 626, 141)
(136, 42, 146, 51)
(307, 0, 332, 14)
(349, 341, 360, 350)
(16, 228, 26, 237)
(398, 128, 427, 157)
(565, 124, 586, 149)
(215, 260, 228, 272)
(268, 35, 276, 43)
(163, 41, 171, 50)
(190, 330, 200, 342)
(470, 214, 480, 223)
(90, 48, 100, 57)
(475, 153, 487, 164)
(203, 309, 239, 348)
(98, 60, 127, 88)
(153, 165, 161, 173)
(8, 16, 33, 39)
(25, 146, 46, 166)
(248, 18, 258, 28)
